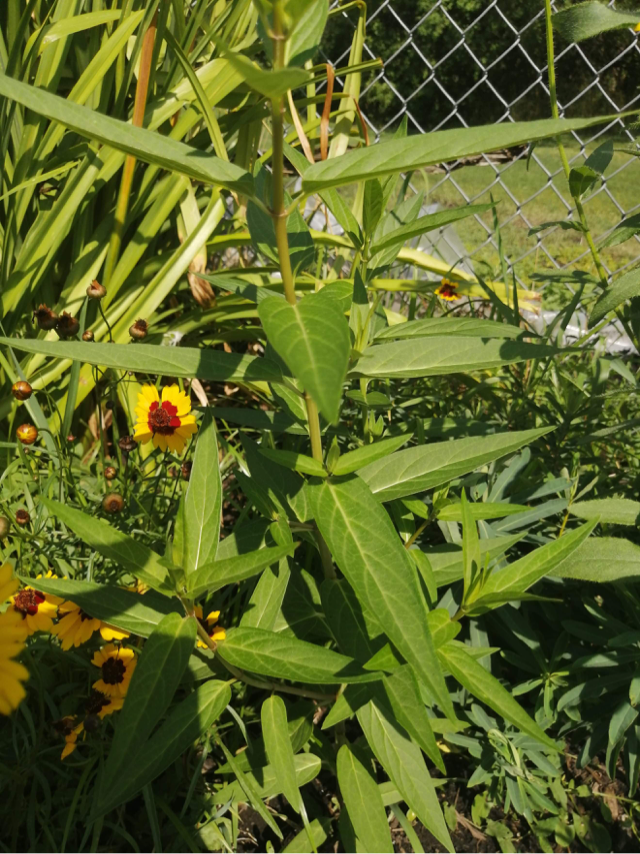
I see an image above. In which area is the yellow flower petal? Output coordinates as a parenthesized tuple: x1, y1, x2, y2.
(153, 434, 168, 452)
(139, 385, 160, 405)
(166, 433, 186, 454)
(100, 624, 129, 642)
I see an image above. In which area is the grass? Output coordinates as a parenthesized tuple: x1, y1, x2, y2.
(413, 136, 640, 296)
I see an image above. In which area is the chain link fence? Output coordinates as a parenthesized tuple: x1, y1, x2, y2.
(325, 1, 640, 289)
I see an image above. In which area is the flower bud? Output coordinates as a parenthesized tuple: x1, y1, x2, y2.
(17, 424, 38, 445)
(102, 493, 124, 514)
(181, 461, 192, 481)
(56, 312, 79, 338)
(0, 517, 10, 538)
(129, 319, 148, 340)
(104, 466, 117, 480)
(82, 330, 94, 342)
(118, 435, 137, 453)
(33, 304, 58, 330)
(86, 280, 106, 300)
(11, 381, 32, 402)
(15, 509, 30, 526)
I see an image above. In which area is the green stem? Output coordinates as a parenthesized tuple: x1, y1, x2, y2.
(543, 0, 608, 289)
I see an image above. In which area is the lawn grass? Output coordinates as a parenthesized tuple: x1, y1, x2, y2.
(416, 136, 640, 292)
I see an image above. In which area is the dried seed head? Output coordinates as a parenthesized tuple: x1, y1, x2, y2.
(118, 435, 137, 453)
(33, 304, 58, 330)
(82, 330, 94, 342)
(129, 319, 148, 340)
(102, 493, 124, 514)
(11, 381, 32, 402)
(0, 517, 10, 538)
(104, 466, 117, 480)
(15, 509, 30, 526)
(83, 714, 101, 733)
(17, 424, 38, 445)
(56, 312, 79, 338)
(181, 461, 192, 481)
(168, 466, 179, 478)
(86, 280, 106, 300)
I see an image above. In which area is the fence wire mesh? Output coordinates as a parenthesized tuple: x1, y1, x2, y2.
(325, 0, 640, 290)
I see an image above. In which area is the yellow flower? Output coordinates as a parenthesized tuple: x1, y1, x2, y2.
(52, 601, 102, 650)
(58, 718, 84, 760)
(0, 564, 29, 716)
(91, 644, 136, 699)
(0, 562, 19, 603)
(85, 688, 124, 720)
(195, 606, 226, 648)
(10, 586, 60, 635)
(133, 385, 197, 453)
(99, 624, 130, 642)
(435, 278, 459, 302)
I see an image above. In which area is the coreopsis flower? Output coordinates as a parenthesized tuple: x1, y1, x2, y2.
(11, 583, 61, 635)
(52, 601, 102, 650)
(91, 644, 136, 699)
(195, 607, 226, 649)
(58, 718, 85, 760)
(435, 278, 459, 301)
(0, 564, 30, 715)
(85, 689, 124, 722)
(99, 624, 129, 642)
(133, 385, 197, 453)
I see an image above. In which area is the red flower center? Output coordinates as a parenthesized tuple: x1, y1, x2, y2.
(439, 284, 457, 298)
(148, 400, 181, 436)
(13, 588, 45, 616)
(102, 657, 126, 685)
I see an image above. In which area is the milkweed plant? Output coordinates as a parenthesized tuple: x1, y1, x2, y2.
(1, 0, 640, 851)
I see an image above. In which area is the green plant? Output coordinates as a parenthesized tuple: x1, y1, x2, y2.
(2, 1, 640, 851)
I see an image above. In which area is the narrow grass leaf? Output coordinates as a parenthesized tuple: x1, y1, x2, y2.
(369, 204, 492, 255)
(218, 741, 283, 839)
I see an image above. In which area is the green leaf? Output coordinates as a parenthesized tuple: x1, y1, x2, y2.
(570, 498, 640, 527)
(211, 754, 321, 805)
(569, 165, 600, 199)
(311, 476, 454, 719)
(321, 578, 382, 663)
(609, 701, 639, 746)
(331, 434, 410, 476)
(438, 642, 557, 751)
(553, 1, 640, 42)
(184, 410, 222, 575)
(219, 51, 310, 98)
(374, 316, 526, 341)
(29, 578, 181, 637)
(259, 448, 327, 478)
(217, 627, 381, 684)
(218, 740, 283, 839)
(258, 293, 350, 422)
(32, 10, 124, 52)
(283, 819, 331, 853)
(185, 544, 294, 598)
(337, 744, 393, 853)
(96, 680, 230, 816)
(240, 558, 291, 630)
(437, 502, 529, 522)
(479, 521, 596, 599)
(357, 700, 453, 852)
(0, 338, 282, 384)
(98, 614, 197, 803)
(551, 537, 640, 582)
(351, 337, 556, 380)
(381, 667, 445, 772)
(358, 428, 552, 503)
(528, 220, 585, 236)
(589, 267, 640, 326)
(461, 491, 481, 600)
(301, 116, 625, 192)
(363, 179, 385, 236)
(599, 214, 640, 249)
(41, 499, 173, 595)
(0, 75, 253, 195)
(369, 204, 492, 255)
(262, 696, 302, 812)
